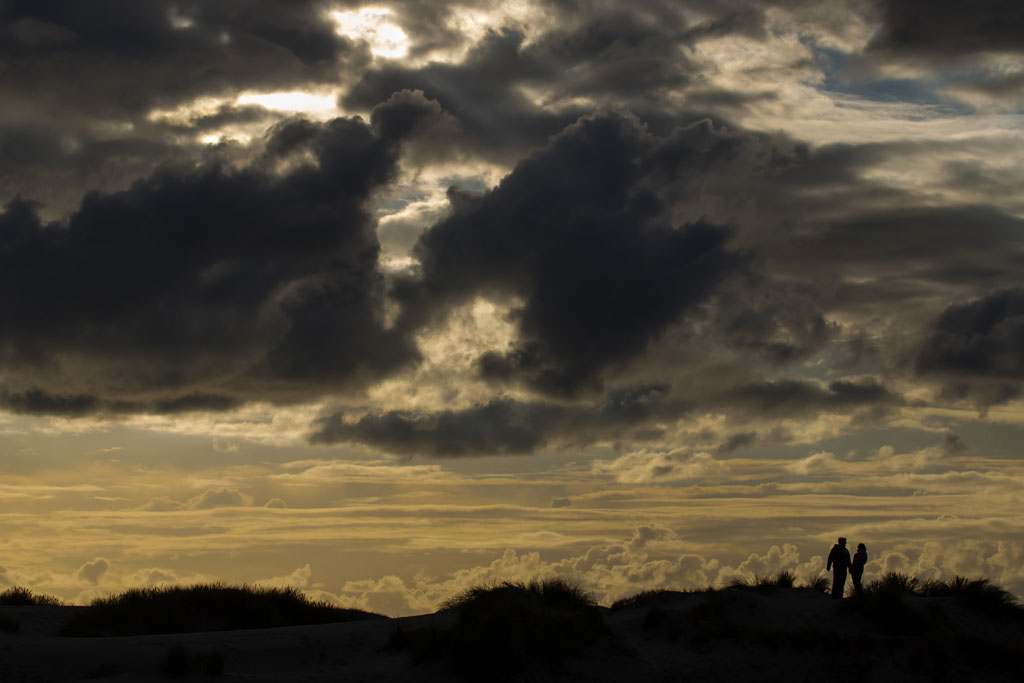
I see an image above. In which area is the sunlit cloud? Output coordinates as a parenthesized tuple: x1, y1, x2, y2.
(331, 7, 409, 59)
(235, 90, 340, 117)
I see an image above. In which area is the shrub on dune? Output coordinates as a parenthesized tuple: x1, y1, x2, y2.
(726, 570, 796, 592)
(60, 583, 384, 636)
(804, 575, 829, 593)
(398, 578, 610, 680)
(0, 586, 62, 606)
(609, 589, 694, 612)
(920, 576, 1022, 618)
(866, 572, 919, 596)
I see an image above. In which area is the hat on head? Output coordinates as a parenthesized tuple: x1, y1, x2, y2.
(838, 537, 847, 544)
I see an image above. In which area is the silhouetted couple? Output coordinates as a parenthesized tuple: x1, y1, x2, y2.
(826, 537, 867, 598)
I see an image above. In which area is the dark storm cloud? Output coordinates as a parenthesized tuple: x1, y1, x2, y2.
(0, 109, 423, 411)
(0, 0, 362, 215)
(719, 378, 904, 420)
(396, 112, 742, 397)
(868, 0, 1024, 58)
(343, 28, 585, 162)
(0, 388, 100, 418)
(310, 376, 905, 456)
(343, 2, 729, 161)
(0, 0, 356, 119)
(769, 205, 1024, 312)
(0, 388, 241, 418)
(709, 279, 836, 365)
(311, 384, 682, 456)
(916, 289, 1024, 408)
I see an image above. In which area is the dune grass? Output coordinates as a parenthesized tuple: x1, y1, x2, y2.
(390, 577, 611, 681)
(60, 583, 385, 636)
(848, 572, 1023, 622)
(919, 576, 1021, 614)
(0, 586, 63, 606)
(804, 575, 829, 592)
(606, 572, 1023, 680)
(852, 572, 1021, 608)
(609, 588, 704, 612)
(726, 570, 797, 592)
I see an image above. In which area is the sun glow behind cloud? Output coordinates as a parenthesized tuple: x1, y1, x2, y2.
(148, 90, 341, 145)
(235, 91, 339, 116)
(331, 7, 409, 59)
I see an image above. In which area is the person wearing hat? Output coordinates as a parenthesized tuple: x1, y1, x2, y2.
(826, 537, 852, 599)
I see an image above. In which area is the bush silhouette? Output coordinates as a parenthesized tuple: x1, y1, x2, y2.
(0, 586, 62, 606)
(843, 572, 929, 633)
(726, 570, 796, 592)
(398, 578, 610, 680)
(919, 576, 1022, 619)
(804, 575, 829, 592)
(609, 588, 696, 612)
(60, 583, 384, 636)
(867, 572, 919, 596)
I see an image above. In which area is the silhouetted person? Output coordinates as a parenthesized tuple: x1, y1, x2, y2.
(826, 537, 851, 599)
(850, 543, 867, 595)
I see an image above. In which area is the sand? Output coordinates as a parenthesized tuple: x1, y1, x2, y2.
(2, 588, 1021, 682)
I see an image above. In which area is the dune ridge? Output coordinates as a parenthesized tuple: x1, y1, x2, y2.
(1, 573, 1021, 681)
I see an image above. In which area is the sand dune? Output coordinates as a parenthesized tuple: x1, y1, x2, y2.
(2, 584, 1022, 682)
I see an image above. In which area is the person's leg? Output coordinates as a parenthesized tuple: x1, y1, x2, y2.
(831, 570, 845, 599)
(851, 571, 862, 595)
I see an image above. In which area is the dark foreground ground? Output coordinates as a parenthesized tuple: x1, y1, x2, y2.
(2, 585, 1022, 682)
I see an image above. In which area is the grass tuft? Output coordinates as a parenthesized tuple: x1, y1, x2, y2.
(609, 589, 694, 612)
(60, 583, 384, 636)
(866, 572, 919, 596)
(727, 571, 796, 593)
(804, 575, 829, 592)
(398, 577, 610, 681)
(919, 576, 1022, 617)
(0, 586, 63, 606)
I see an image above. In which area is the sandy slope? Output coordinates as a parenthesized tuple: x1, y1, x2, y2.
(2, 588, 1021, 682)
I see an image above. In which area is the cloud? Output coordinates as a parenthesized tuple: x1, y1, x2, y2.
(123, 567, 184, 587)
(867, 1, 1024, 60)
(916, 289, 1024, 408)
(397, 112, 741, 397)
(922, 311, 1023, 406)
(140, 487, 254, 511)
(787, 451, 841, 475)
(264, 497, 288, 509)
(0, 111, 423, 414)
(550, 497, 571, 508)
(256, 563, 312, 589)
(0, 1, 358, 122)
(75, 557, 110, 585)
(185, 487, 254, 510)
(212, 438, 239, 454)
(327, 534, 1024, 615)
(594, 449, 729, 484)
(720, 378, 905, 420)
(139, 496, 186, 512)
(311, 386, 682, 456)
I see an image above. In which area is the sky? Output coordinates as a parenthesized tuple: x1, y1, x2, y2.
(1, 0, 1023, 615)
